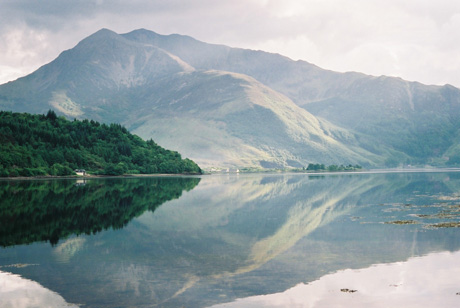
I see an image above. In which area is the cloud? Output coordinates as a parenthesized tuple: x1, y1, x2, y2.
(1, 0, 460, 87)
(250, 0, 460, 86)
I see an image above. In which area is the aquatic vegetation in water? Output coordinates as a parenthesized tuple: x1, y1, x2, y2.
(428, 222, 460, 228)
(384, 220, 419, 225)
(374, 193, 460, 228)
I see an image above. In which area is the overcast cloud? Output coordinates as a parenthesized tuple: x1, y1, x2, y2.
(1, 0, 460, 87)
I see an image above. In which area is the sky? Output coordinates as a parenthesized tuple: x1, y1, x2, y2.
(1, 0, 460, 87)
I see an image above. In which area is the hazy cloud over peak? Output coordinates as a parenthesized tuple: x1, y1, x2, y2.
(1, 0, 460, 87)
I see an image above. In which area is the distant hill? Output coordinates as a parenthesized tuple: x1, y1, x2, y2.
(1, 28, 460, 168)
(0, 110, 201, 177)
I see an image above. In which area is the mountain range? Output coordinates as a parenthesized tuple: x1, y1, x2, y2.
(1, 28, 459, 169)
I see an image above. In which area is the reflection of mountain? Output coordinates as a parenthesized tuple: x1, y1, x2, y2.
(245, 175, 376, 273)
(70, 174, 389, 306)
(155, 174, 380, 279)
(0, 177, 200, 246)
(113, 173, 460, 307)
(2, 173, 460, 308)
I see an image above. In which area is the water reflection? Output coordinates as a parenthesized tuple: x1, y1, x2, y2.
(0, 177, 200, 246)
(1, 172, 460, 307)
(212, 250, 460, 308)
(0, 270, 79, 308)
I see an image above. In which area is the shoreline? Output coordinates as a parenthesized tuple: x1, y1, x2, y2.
(1, 167, 460, 181)
(0, 173, 203, 181)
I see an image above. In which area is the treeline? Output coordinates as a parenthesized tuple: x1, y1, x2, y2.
(305, 163, 363, 172)
(0, 110, 201, 177)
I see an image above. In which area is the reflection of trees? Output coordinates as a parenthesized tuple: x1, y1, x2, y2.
(0, 177, 200, 247)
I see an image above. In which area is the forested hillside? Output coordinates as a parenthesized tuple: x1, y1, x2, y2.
(0, 110, 201, 177)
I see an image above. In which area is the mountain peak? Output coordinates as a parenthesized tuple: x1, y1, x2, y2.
(123, 28, 159, 37)
(73, 28, 124, 51)
(121, 28, 200, 48)
(83, 28, 119, 41)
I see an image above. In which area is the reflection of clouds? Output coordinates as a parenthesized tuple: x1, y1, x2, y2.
(0, 271, 79, 308)
(53, 237, 86, 264)
(211, 250, 460, 307)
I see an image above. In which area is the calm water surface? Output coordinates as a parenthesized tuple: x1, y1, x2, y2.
(1, 172, 460, 307)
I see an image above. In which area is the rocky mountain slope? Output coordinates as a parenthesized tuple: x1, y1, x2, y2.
(1, 28, 459, 168)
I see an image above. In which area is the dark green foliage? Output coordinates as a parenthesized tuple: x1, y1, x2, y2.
(0, 177, 201, 247)
(46, 109, 57, 121)
(306, 163, 362, 172)
(306, 163, 326, 171)
(0, 111, 201, 176)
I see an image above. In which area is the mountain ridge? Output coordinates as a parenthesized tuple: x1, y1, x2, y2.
(1, 28, 459, 168)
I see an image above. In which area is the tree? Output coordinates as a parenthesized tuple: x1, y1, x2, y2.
(46, 110, 57, 121)
(0, 111, 202, 177)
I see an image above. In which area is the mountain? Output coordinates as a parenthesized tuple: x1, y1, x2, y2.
(123, 29, 460, 166)
(1, 28, 459, 168)
(0, 29, 377, 169)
